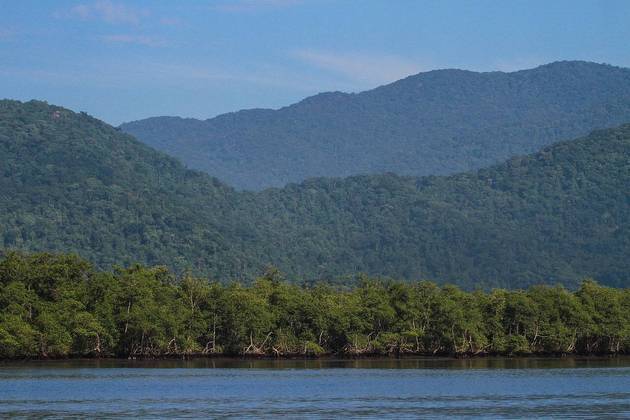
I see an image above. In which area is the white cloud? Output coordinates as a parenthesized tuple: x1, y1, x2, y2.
(214, 0, 302, 13)
(61, 1, 148, 24)
(292, 49, 425, 86)
(101, 34, 167, 47)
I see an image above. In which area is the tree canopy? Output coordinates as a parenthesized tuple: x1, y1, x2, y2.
(122, 61, 630, 189)
(1, 99, 629, 288)
(1, 252, 629, 359)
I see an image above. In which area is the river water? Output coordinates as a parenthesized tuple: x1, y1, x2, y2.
(1, 357, 630, 418)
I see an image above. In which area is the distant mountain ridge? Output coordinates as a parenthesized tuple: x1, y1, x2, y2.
(121, 61, 630, 190)
(2, 100, 630, 289)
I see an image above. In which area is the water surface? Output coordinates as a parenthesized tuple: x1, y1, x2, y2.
(2, 357, 629, 418)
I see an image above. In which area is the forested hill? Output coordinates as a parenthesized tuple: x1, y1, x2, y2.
(121, 61, 630, 190)
(0, 99, 260, 277)
(254, 126, 630, 289)
(1, 99, 630, 288)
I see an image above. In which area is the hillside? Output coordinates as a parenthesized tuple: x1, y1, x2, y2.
(251, 127, 630, 288)
(2, 100, 630, 288)
(0, 100, 257, 278)
(121, 61, 630, 190)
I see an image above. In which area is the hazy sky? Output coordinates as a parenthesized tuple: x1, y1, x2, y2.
(2, 0, 630, 125)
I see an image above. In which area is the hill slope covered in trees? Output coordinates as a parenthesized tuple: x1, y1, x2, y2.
(1, 100, 629, 288)
(121, 61, 630, 190)
(0, 99, 259, 277)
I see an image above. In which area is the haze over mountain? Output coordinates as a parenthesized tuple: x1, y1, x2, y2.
(3, 100, 630, 288)
(121, 61, 630, 190)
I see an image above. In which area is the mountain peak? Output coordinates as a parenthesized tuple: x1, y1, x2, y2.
(121, 61, 630, 190)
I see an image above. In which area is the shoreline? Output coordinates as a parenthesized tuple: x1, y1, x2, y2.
(2, 353, 628, 364)
(2, 253, 628, 361)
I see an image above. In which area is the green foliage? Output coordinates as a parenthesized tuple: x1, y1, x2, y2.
(1, 99, 630, 288)
(121, 61, 630, 190)
(1, 252, 630, 359)
(0, 99, 259, 279)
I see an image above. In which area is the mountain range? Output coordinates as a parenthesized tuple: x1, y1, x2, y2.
(2, 99, 629, 289)
(121, 61, 630, 190)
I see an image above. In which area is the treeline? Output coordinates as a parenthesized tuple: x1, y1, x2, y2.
(3, 99, 630, 289)
(122, 61, 630, 190)
(1, 252, 629, 359)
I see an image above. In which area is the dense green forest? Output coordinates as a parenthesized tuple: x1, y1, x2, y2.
(0, 99, 259, 278)
(122, 61, 630, 189)
(1, 252, 629, 359)
(1, 99, 630, 288)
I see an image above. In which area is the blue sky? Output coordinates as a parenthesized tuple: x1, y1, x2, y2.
(2, 0, 630, 125)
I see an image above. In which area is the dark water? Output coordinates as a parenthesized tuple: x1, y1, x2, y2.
(2, 357, 630, 418)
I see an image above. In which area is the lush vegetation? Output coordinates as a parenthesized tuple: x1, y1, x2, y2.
(1, 252, 629, 359)
(0, 99, 260, 278)
(122, 61, 630, 189)
(2, 99, 630, 288)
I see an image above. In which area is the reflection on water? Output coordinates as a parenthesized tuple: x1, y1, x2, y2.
(4, 356, 630, 370)
(2, 357, 630, 417)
